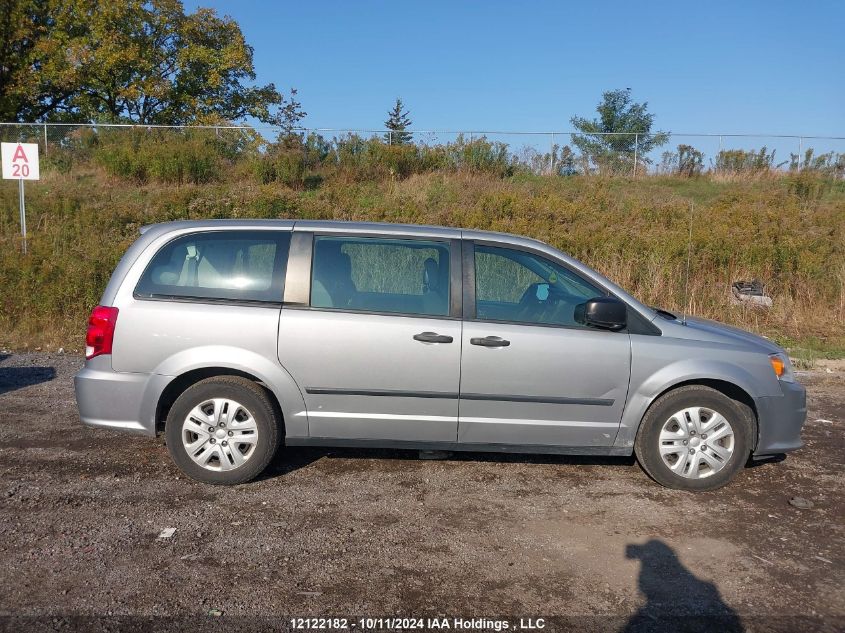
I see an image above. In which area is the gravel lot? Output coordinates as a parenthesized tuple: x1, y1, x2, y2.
(0, 352, 843, 632)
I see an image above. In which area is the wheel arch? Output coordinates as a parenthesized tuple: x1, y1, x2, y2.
(155, 367, 285, 435)
(617, 361, 764, 452)
(631, 379, 758, 490)
(149, 345, 308, 438)
(640, 378, 759, 450)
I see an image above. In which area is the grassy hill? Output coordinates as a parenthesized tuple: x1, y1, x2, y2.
(1, 154, 843, 361)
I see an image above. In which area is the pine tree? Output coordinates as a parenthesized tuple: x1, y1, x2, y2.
(570, 88, 668, 173)
(384, 98, 413, 145)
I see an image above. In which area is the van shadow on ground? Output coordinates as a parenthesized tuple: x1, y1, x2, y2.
(622, 539, 744, 633)
(259, 445, 638, 480)
(261, 444, 785, 481)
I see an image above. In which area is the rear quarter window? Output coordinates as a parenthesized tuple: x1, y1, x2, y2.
(135, 231, 291, 303)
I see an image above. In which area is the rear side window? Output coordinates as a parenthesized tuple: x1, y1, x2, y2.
(135, 231, 291, 303)
(311, 236, 451, 316)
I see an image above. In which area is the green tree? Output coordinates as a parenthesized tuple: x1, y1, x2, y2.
(384, 97, 412, 145)
(0, 0, 83, 121)
(677, 144, 704, 176)
(570, 88, 668, 173)
(0, 0, 288, 124)
(273, 87, 307, 147)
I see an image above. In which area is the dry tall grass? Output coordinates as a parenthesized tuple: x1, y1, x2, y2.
(0, 165, 843, 357)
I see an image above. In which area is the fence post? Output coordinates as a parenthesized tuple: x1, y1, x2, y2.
(549, 133, 554, 175)
(43, 123, 48, 157)
(388, 130, 392, 145)
(633, 134, 638, 177)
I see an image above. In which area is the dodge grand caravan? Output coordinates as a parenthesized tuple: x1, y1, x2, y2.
(74, 220, 806, 490)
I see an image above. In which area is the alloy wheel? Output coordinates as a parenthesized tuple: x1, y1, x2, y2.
(658, 406, 735, 479)
(181, 398, 259, 472)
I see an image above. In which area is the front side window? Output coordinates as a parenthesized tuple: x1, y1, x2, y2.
(311, 236, 450, 316)
(474, 244, 606, 327)
(136, 231, 290, 302)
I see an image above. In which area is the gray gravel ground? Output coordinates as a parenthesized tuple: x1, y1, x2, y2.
(0, 352, 842, 632)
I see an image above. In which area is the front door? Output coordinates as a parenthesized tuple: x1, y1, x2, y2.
(458, 242, 631, 447)
(278, 233, 461, 442)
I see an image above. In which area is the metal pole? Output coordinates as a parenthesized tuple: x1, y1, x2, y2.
(44, 123, 48, 157)
(798, 137, 803, 170)
(19, 179, 27, 255)
(718, 135, 723, 173)
(633, 134, 638, 177)
(549, 133, 554, 175)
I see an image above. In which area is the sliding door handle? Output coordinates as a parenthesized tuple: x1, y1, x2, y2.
(470, 336, 510, 347)
(413, 332, 454, 344)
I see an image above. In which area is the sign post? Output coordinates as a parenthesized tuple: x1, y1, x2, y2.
(2, 142, 40, 254)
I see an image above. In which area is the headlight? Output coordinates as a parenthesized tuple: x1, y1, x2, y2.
(769, 353, 795, 383)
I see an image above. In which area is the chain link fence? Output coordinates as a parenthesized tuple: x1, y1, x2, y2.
(1, 122, 843, 178)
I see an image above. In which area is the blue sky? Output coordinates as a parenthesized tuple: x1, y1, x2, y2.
(186, 0, 844, 157)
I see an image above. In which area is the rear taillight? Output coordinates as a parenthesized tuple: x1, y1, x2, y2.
(85, 306, 119, 360)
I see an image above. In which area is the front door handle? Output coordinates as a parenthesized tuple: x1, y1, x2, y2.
(470, 336, 511, 347)
(413, 331, 454, 344)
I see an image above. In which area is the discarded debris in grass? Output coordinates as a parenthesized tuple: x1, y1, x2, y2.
(788, 497, 814, 510)
(157, 527, 176, 539)
(731, 279, 773, 308)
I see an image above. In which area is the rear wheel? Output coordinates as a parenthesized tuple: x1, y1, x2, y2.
(165, 376, 280, 485)
(634, 385, 753, 491)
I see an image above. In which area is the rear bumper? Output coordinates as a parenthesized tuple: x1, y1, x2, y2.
(74, 356, 170, 436)
(753, 380, 807, 456)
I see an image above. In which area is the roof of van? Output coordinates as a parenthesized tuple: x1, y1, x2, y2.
(138, 218, 544, 246)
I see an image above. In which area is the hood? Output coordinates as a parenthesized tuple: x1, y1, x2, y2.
(665, 316, 783, 354)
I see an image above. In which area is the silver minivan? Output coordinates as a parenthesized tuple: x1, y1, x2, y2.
(74, 220, 806, 490)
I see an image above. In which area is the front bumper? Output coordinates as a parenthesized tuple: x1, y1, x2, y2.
(74, 356, 170, 436)
(753, 380, 807, 456)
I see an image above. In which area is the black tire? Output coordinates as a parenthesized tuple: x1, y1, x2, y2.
(634, 385, 754, 491)
(165, 376, 281, 485)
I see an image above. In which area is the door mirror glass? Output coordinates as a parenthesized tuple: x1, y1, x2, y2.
(575, 297, 627, 331)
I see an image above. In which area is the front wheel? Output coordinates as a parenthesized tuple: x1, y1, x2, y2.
(634, 385, 753, 491)
(165, 376, 281, 485)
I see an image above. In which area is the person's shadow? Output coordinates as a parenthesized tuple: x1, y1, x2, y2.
(622, 539, 744, 633)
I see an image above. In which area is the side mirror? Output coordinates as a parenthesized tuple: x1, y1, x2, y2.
(575, 296, 627, 331)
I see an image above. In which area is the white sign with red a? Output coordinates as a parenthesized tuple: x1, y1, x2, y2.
(2, 142, 40, 180)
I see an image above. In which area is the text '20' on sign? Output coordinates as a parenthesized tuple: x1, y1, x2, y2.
(2, 142, 40, 180)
